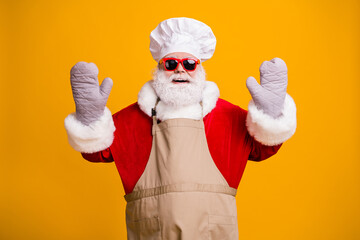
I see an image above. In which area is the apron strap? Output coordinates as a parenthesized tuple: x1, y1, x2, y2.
(151, 98, 160, 122)
(124, 183, 237, 202)
(151, 98, 160, 135)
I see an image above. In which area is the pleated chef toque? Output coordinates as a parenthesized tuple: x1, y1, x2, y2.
(150, 17, 216, 62)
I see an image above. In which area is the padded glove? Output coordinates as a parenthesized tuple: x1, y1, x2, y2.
(246, 57, 288, 118)
(70, 62, 113, 125)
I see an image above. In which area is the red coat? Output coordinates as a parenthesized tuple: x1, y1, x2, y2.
(82, 98, 281, 194)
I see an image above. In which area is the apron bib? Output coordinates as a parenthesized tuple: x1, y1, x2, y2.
(124, 105, 239, 240)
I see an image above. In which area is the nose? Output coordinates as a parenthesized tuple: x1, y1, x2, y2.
(174, 62, 185, 73)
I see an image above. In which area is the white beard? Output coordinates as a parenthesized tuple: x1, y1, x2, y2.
(152, 66, 206, 107)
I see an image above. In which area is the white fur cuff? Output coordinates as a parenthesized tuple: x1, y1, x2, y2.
(246, 94, 297, 146)
(64, 107, 116, 153)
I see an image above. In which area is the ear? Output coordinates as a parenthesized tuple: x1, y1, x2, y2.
(158, 62, 164, 71)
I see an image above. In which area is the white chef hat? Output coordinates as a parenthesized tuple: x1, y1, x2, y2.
(150, 17, 216, 62)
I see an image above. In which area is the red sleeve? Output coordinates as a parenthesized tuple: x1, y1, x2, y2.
(247, 136, 282, 161)
(205, 99, 283, 189)
(79, 103, 152, 194)
(81, 148, 114, 163)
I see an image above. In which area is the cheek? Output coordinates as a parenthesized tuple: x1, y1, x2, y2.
(189, 70, 198, 79)
(164, 71, 173, 79)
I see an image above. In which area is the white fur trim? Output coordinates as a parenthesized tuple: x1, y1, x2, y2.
(64, 107, 116, 153)
(137, 80, 158, 117)
(246, 94, 297, 146)
(202, 81, 220, 117)
(137, 80, 219, 120)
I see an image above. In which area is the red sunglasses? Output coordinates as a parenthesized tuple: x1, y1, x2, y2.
(159, 58, 200, 71)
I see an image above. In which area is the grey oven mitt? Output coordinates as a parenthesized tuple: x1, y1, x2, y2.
(70, 62, 113, 126)
(246, 58, 288, 118)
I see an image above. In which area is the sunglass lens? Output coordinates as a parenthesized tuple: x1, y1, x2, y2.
(183, 59, 196, 71)
(165, 59, 178, 70)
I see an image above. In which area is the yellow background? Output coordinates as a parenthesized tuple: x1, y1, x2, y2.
(1, 0, 359, 239)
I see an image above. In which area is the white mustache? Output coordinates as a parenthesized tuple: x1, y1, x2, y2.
(169, 73, 192, 82)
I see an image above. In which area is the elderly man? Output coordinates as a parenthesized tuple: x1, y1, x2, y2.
(65, 17, 296, 239)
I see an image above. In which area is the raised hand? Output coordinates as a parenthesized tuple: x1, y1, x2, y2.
(70, 62, 113, 125)
(246, 58, 288, 118)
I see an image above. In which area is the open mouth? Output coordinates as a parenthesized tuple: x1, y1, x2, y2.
(172, 79, 190, 84)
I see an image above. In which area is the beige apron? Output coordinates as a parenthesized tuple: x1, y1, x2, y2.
(124, 104, 239, 240)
